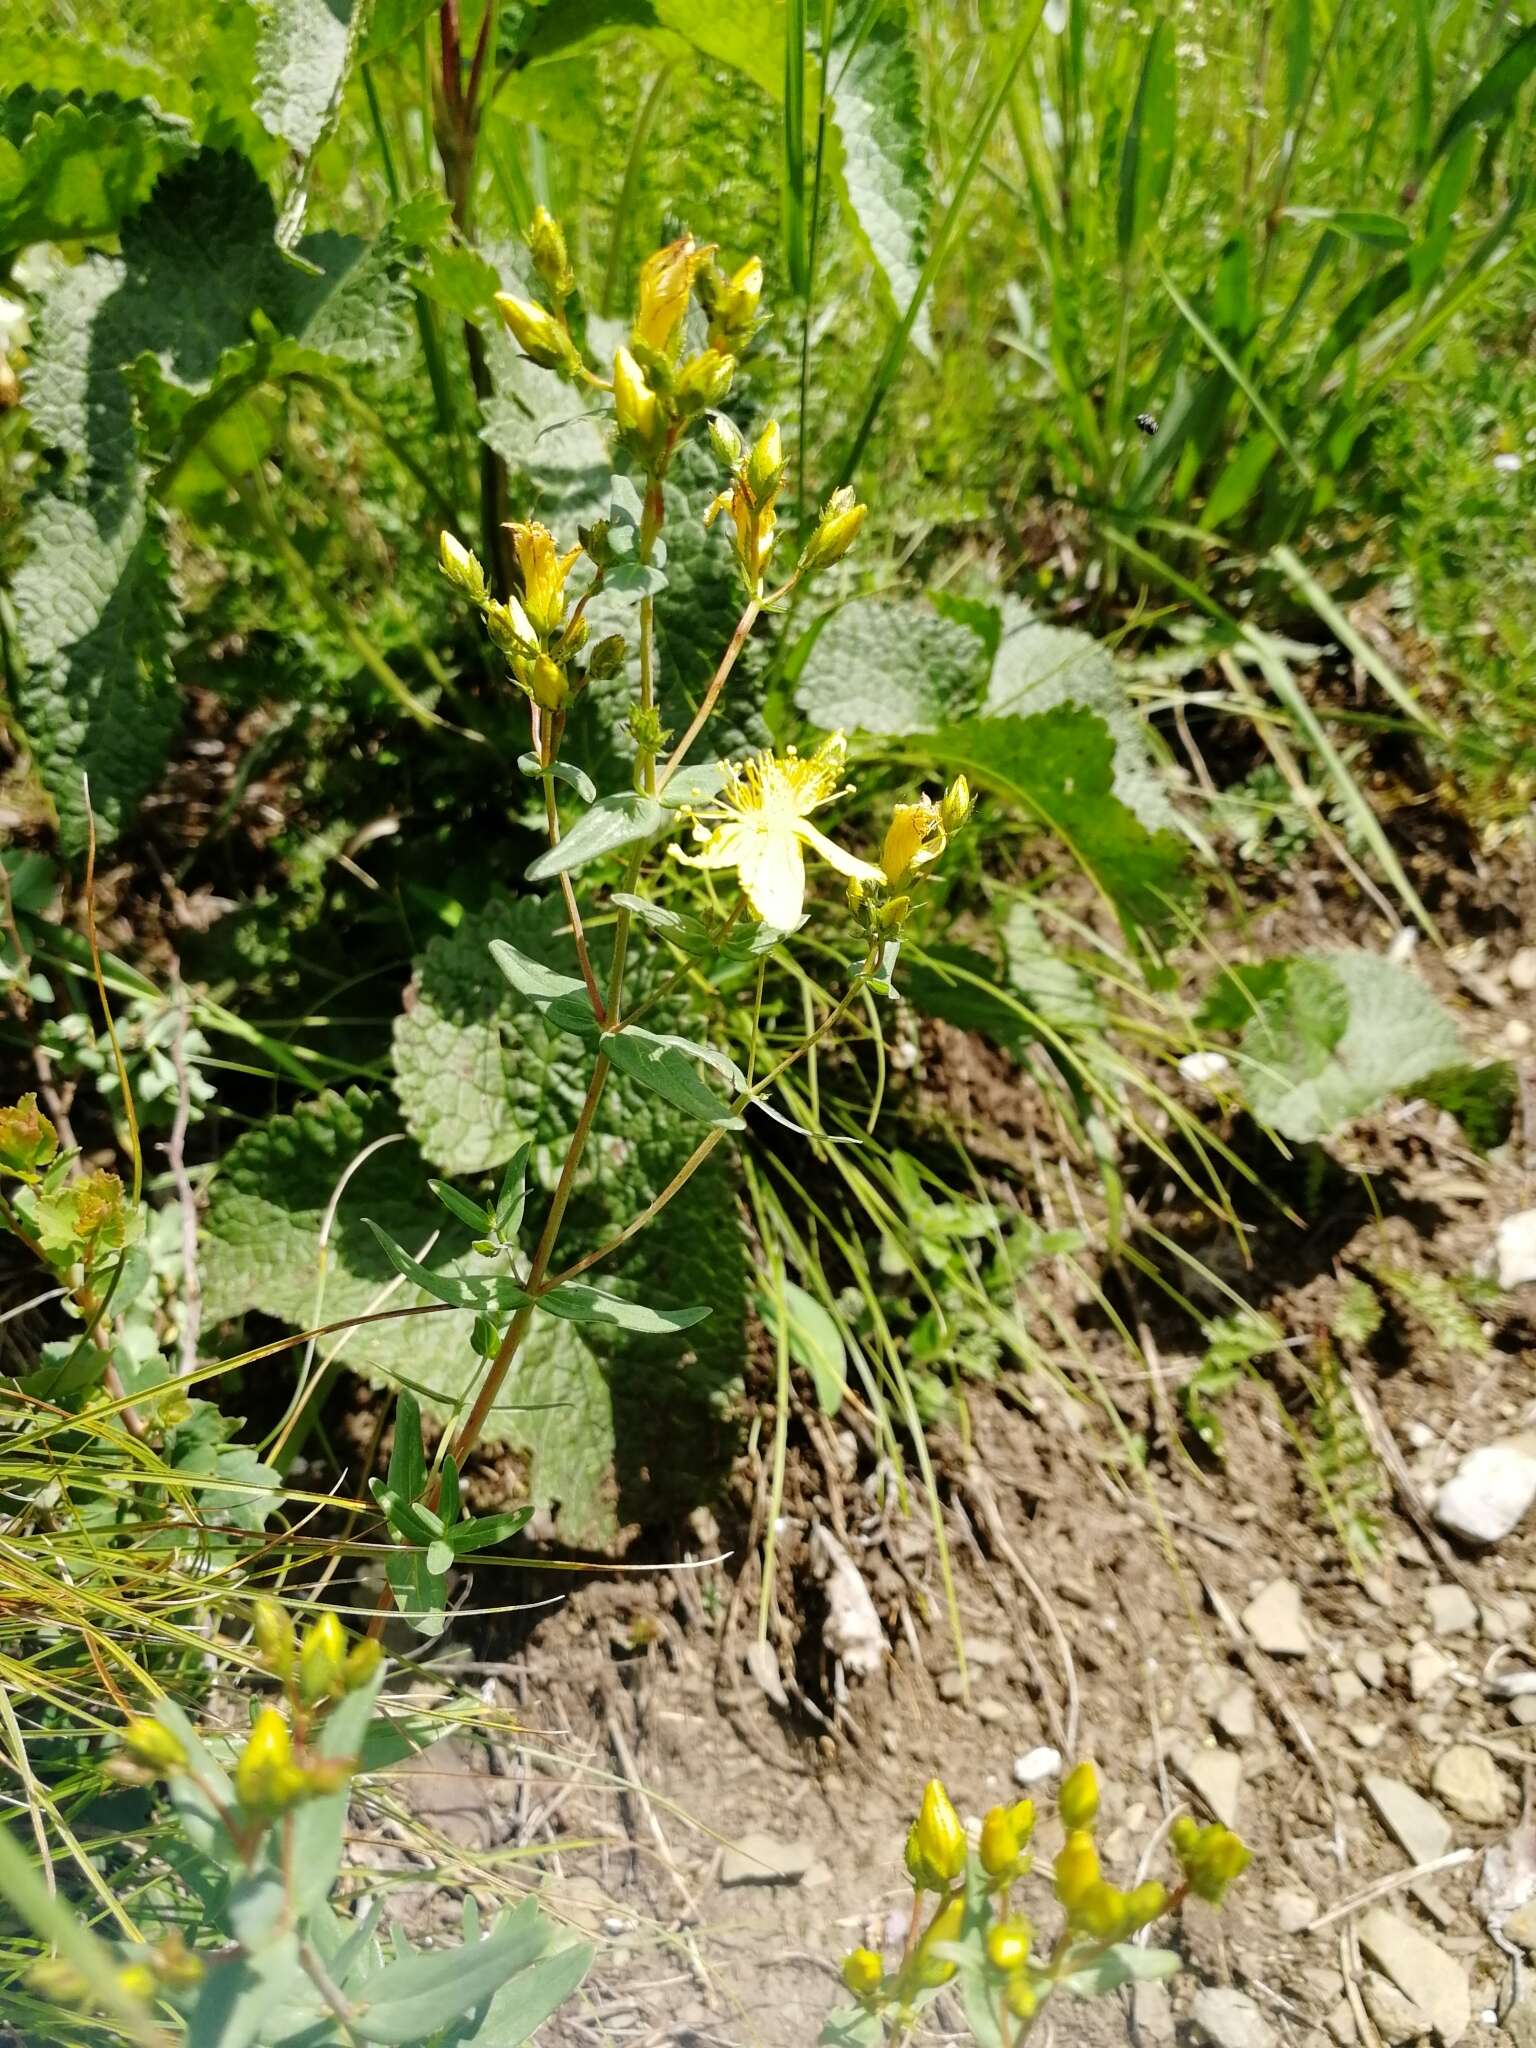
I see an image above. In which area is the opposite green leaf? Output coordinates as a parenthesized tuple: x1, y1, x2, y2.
(526, 792, 667, 881)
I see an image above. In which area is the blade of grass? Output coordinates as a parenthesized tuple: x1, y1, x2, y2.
(1270, 544, 1447, 740)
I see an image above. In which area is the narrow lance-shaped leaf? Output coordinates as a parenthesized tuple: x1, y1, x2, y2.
(1117, 17, 1177, 263)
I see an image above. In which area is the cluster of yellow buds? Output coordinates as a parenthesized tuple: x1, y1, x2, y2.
(28, 1931, 203, 2016)
(838, 1762, 1250, 2043)
(848, 775, 973, 948)
(978, 1796, 1035, 1885)
(439, 524, 623, 717)
(704, 416, 788, 596)
(1170, 1816, 1251, 1903)
(251, 1598, 382, 1703)
(0, 1093, 58, 1177)
(611, 235, 755, 467)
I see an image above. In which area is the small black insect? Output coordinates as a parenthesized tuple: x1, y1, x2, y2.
(1135, 412, 1160, 437)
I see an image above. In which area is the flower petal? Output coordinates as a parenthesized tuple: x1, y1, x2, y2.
(670, 822, 746, 872)
(737, 826, 806, 926)
(796, 820, 885, 885)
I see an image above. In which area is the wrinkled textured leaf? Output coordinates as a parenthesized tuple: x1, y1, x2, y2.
(0, 87, 194, 249)
(252, 0, 369, 241)
(794, 595, 990, 735)
(1228, 949, 1509, 1144)
(827, 13, 932, 350)
(653, 0, 786, 96)
(481, 328, 612, 526)
(11, 150, 417, 850)
(984, 603, 1176, 833)
(931, 709, 1190, 941)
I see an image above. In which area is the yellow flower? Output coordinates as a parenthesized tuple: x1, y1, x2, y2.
(880, 798, 946, 885)
(234, 1707, 306, 1816)
(508, 521, 582, 639)
(671, 734, 883, 928)
(634, 233, 713, 355)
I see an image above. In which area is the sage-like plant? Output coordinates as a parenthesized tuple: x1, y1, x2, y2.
(370, 213, 971, 1637)
(826, 1763, 1249, 2045)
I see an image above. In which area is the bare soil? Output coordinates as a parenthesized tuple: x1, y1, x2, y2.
(361, 868, 1536, 2048)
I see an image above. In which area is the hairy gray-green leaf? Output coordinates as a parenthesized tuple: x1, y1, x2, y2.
(481, 328, 612, 526)
(794, 595, 990, 735)
(826, 12, 933, 353)
(252, 0, 371, 242)
(984, 603, 1177, 834)
(1229, 949, 1504, 1144)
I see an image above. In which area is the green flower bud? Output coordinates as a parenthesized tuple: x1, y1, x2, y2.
(484, 596, 536, 660)
(120, 1717, 188, 1776)
(912, 1779, 967, 1887)
(673, 349, 737, 416)
(343, 1637, 383, 1691)
(234, 1707, 306, 1816)
(708, 411, 744, 469)
(800, 487, 868, 574)
(0, 1094, 58, 1177)
(587, 633, 627, 681)
(299, 1612, 347, 1706)
(1059, 1760, 1100, 1831)
(252, 1597, 295, 1679)
(613, 346, 664, 458)
(495, 293, 570, 371)
(528, 206, 574, 301)
(841, 1948, 884, 2002)
(746, 419, 783, 504)
(438, 530, 488, 606)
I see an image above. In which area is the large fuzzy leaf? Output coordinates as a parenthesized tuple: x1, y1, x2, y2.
(480, 328, 613, 527)
(826, 12, 933, 351)
(928, 708, 1190, 943)
(1211, 950, 1514, 1145)
(252, 0, 370, 241)
(0, 87, 195, 250)
(793, 595, 991, 735)
(11, 152, 423, 851)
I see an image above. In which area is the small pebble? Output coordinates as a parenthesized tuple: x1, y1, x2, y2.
(1431, 1742, 1510, 1824)
(1241, 1577, 1311, 1656)
(1354, 1648, 1387, 1689)
(1408, 1640, 1455, 1699)
(1424, 1582, 1479, 1637)
(1331, 1669, 1367, 1707)
(1214, 1683, 1257, 1742)
(1271, 1885, 1318, 1933)
(1012, 1745, 1061, 1787)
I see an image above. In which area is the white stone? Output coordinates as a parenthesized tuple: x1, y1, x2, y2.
(1012, 1745, 1061, 1787)
(1175, 1744, 1244, 1829)
(1214, 1683, 1257, 1742)
(1357, 1907, 1470, 2044)
(720, 1831, 816, 1886)
(1497, 1213, 1536, 1291)
(810, 1526, 884, 1676)
(1424, 1582, 1478, 1637)
(1433, 1435, 1536, 1544)
(1362, 1969, 1431, 2045)
(1191, 1986, 1276, 2048)
(1363, 1774, 1453, 1864)
(1241, 1577, 1311, 1656)
(1509, 947, 1536, 993)
(1355, 1648, 1387, 1689)
(1430, 1743, 1510, 1824)
(1179, 1051, 1231, 1085)
(1271, 1885, 1318, 1933)
(1408, 1641, 1455, 1699)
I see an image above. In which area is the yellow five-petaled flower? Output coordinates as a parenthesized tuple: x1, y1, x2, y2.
(671, 732, 883, 928)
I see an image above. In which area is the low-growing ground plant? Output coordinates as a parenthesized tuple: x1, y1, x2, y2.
(825, 1762, 1249, 2045)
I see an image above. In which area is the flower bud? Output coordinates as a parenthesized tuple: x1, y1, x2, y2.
(708, 411, 744, 469)
(1059, 1759, 1100, 1831)
(343, 1637, 383, 1691)
(1174, 1820, 1251, 1903)
(634, 233, 709, 356)
(1075, 1879, 1129, 1941)
(71, 1170, 127, 1255)
(119, 1717, 188, 1776)
(746, 419, 783, 503)
(912, 1894, 964, 1987)
(494, 293, 570, 371)
(150, 1933, 204, 1989)
(800, 487, 868, 574)
(613, 346, 664, 458)
(0, 1094, 58, 1176)
(587, 633, 627, 681)
(557, 610, 590, 657)
(510, 520, 582, 638)
(912, 1778, 967, 1887)
(116, 1963, 157, 2001)
(1125, 1880, 1169, 1930)
(706, 255, 763, 349)
(438, 530, 488, 606)
(1053, 1828, 1100, 1910)
(530, 653, 568, 712)
(985, 1918, 1032, 1973)
(485, 596, 536, 659)
(234, 1707, 306, 1815)
(299, 1611, 348, 1705)
(1005, 1975, 1039, 2022)
(979, 1805, 1022, 1881)
(528, 206, 574, 300)
(940, 774, 973, 834)
(841, 1947, 884, 2002)
(674, 349, 736, 415)
(880, 800, 942, 885)
(252, 1596, 295, 1679)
